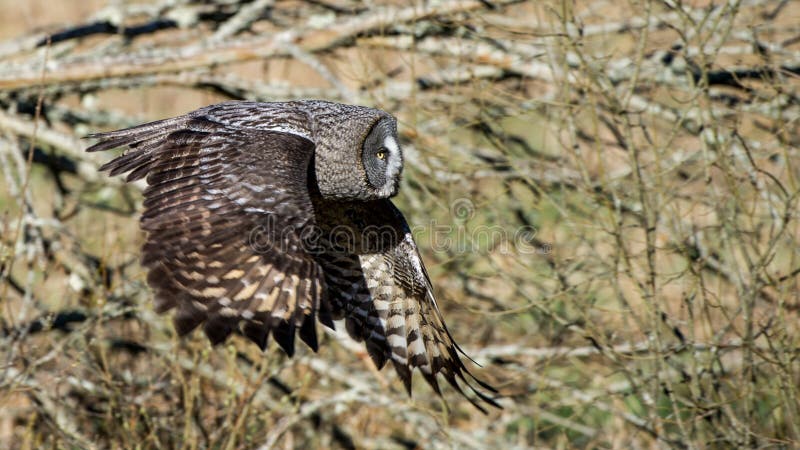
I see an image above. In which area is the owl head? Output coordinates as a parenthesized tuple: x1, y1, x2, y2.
(297, 101, 404, 201)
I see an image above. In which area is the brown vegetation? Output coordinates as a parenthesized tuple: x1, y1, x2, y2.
(1, 0, 799, 448)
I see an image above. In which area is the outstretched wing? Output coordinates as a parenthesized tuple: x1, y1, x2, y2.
(315, 199, 500, 412)
(86, 113, 331, 356)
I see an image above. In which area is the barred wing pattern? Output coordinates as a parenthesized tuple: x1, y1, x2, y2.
(87, 117, 329, 355)
(312, 199, 499, 412)
(88, 106, 498, 412)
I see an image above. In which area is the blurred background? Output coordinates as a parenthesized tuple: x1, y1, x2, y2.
(1, 0, 799, 448)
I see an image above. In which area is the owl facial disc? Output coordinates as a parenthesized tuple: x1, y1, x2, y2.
(362, 117, 403, 197)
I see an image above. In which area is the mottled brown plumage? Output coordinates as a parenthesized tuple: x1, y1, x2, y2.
(87, 100, 498, 412)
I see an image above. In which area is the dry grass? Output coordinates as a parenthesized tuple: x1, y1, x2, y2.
(1, 0, 799, 448)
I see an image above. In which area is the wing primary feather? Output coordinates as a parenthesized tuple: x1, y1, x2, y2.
(366, 339, 388, 370)
(203, 315, 238, 345)
(298, 316, 319, 352)
(271, 318, 296, 357)
(391, 360, 413, 396)
(172, 301, 206, 336)
(242, 320, 270, 351)
(317, 284, 335, 329)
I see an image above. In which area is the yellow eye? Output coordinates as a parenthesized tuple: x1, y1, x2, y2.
(376, 150, 386, 160)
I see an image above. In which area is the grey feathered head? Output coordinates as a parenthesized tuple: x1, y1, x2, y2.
(300, 100, 403, 200)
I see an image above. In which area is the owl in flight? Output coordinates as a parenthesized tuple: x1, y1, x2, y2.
(87, 100, 498, 412)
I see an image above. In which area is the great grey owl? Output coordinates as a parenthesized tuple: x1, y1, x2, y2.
(87, 100, 498, 411)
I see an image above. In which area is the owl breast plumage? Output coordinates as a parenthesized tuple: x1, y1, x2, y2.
(86, 100, 498, 412)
